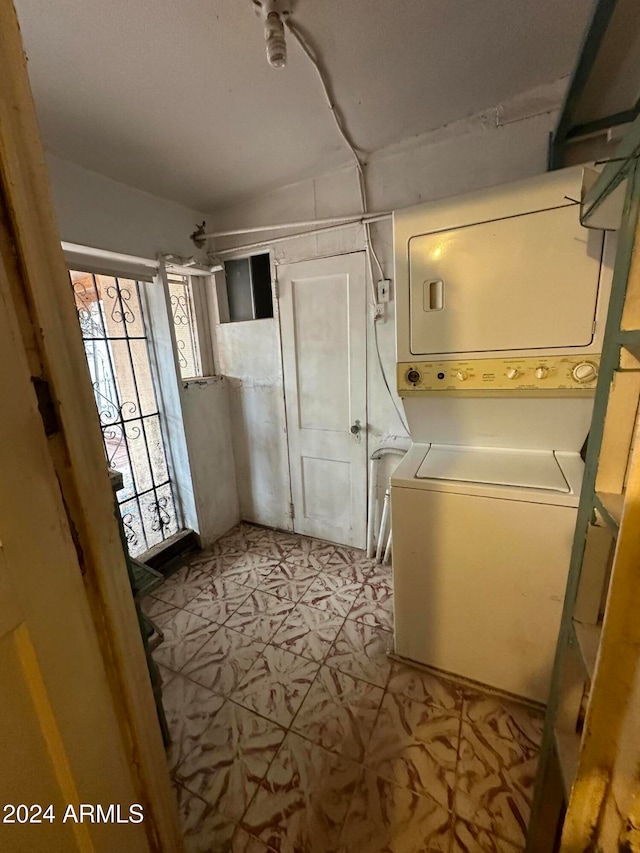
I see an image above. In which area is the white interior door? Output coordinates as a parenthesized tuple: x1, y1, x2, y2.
(278, 253, 367, 548)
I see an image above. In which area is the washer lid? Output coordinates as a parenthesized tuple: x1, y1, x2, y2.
(415, 444, 571, 492)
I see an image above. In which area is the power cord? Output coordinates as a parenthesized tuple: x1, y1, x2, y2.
(374, 316, 410, 433)
(287, 19, 409, 435)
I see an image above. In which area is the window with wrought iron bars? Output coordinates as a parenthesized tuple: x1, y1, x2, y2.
(70, 270, 181, 556)
(167, 273, 203, 380)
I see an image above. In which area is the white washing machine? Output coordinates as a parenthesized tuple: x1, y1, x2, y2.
(391, 167, 614, 704)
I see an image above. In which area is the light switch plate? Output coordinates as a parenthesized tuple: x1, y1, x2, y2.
(377, 279, 391, 302)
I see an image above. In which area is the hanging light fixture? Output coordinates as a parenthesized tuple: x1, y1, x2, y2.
(252, 0, 292, 69)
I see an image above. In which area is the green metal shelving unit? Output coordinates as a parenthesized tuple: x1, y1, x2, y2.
(527, 116, 640, 850)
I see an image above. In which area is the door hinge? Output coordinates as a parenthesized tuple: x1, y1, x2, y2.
(31, 376, 60, 436)
(289, 502, 295, 519)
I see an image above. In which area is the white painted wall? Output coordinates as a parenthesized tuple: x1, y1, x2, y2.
(216, 319, 292, 531)
(146, 279, 240, 549)
(46, 153, 239, 547)
(181, 377, 239, 545)
(46, 153, 204, 259)
(209, 81, 566, 528)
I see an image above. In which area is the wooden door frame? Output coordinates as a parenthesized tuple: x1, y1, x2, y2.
(0, 3, 181, 850)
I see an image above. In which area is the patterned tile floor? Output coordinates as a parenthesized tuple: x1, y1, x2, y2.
(141, 522, 544, 853)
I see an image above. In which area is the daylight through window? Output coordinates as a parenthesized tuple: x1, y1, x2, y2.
(70, 270, 181, 556)
(168, 273, 203, 379)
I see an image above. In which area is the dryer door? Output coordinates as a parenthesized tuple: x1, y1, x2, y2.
(409, 205, 603, 356)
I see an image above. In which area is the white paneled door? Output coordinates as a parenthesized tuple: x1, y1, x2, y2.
(278, 253, 367, 548)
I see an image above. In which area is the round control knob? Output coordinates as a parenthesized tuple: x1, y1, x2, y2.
(456, 370, 468, 381)
(506, 368, 519, 380)
(406, 368, 421, 385)
(535, 366, 549, 379)
(572, 362, 597, 383)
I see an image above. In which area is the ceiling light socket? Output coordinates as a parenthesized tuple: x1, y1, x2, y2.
(252, 0, 292, 69)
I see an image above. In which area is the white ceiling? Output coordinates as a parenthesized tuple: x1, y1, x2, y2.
(15, 0, 594, 212)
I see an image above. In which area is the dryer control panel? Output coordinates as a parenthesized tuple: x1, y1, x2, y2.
(398, 355, 600, 396)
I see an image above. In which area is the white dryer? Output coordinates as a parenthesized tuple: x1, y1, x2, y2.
(391, 167, 614, 704)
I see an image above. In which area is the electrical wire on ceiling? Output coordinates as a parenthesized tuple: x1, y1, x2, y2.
(285, 22, 380, 290)
(285, 19, 409, 434)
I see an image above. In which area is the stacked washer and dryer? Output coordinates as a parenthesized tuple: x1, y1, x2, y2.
(391, 167, 613, 704)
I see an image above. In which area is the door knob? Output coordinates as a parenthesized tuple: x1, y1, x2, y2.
(350, 420, 362, 435)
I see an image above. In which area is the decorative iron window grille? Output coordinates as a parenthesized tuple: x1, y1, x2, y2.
(168, 274, 202, 379)
(71, 270, 181, 556)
